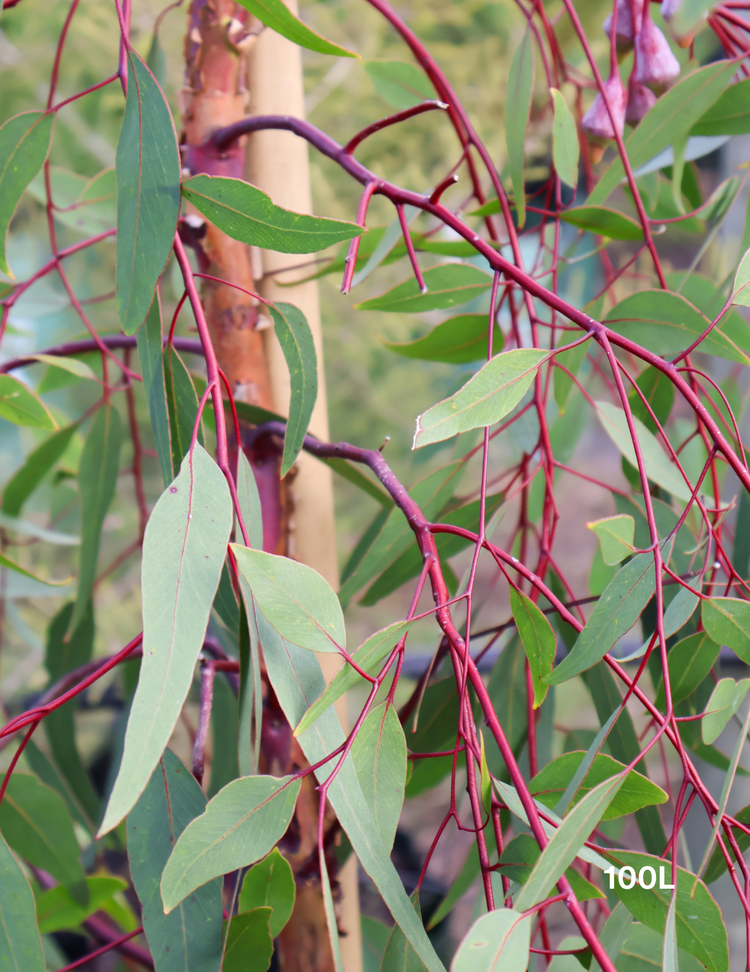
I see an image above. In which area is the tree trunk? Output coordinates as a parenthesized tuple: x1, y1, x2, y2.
(180, 2, 361, 968)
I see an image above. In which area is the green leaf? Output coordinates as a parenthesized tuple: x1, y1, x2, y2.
(0, 550, 69, 587)
(235, 0, 357, 56)
(546, 554, 656, 685)
(589, 61, 736, 205)
(530, 752, 667, 820)
(268, 302, 318, 477)
(160, 774, 301, 912)
(451, 908, 530, 972)
(516, 773, 625, 910)
(43, 603, 100, 827)
(0, 111, 54, 278)
(560, 206, 644, 241)
(511, 588, 555, 707)
(294, 619, 417, 736)
(238, 848, 295, 938)
(654, 631, 720, 709)
(364, 60, 433, 109)
(550, 88, 579, 190)
(605, 289, 750, 366)
(606, 850, 729, 972)
(231, 546, 345, 652)
(588, 514, 635, 566)
(1, 424, 77, 518)
(99, 444, 233, 835)
(209, 674, 241, 797)
(29, 354, 97, 381)
(116, 49, 181, 336)
(381, 314, 503, 364)
(554, 339, 589, 414)
(0, 773, 84, 887)
(628, 365, 675, 435)
(702, 596, 750, 662)
(591, 903, 632, 972)
(618, 922, 706, 972)
(223, 909, 274, 972)
(484, 635, 528, 775)
(128, 748, 223, 972)
(136, 296, 173, 486)
(182, 175, 362, 253)
(237, 449, 264, 549)
(701, 677, 750, 744)
(338, 462, 462, 606)
(582, 664, 667, 855)
(71, 405, 122, 630)
(35, 876, 128, 934)
(692, 77, 750, 136)
(362, 917, 391, 972)
(733, 246, 750, 308)
(355, 264, 493, 313)
(0, 375, 56, 430)
(0, 829, 44, 971)
(414, 348, 547, 448)
(497, 834, 604, 901)
(595, 401, 692, 502)
(405, 679, 459, 798)
(254, 611, 444, 972)
(381, 892, 428, 972)
(146, 30, 167, 90)
(164, 344, 204, 474)
(505, 26, 534, 228)
(350, 701, 406, 854)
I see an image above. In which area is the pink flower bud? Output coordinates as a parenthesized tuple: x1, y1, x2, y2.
(625, 80, 657, 124)
(582, 76, 627, 152)
(635, 18, 680, 92)
(603, 0, 643, 52)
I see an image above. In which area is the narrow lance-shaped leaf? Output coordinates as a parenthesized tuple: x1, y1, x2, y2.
(136, 295, 172, 486)
(182, 175, 363, 253)
(98, 444, 233, 835)
(692, 77, 750, 136)
(236, 450, 263, 550)
(560, 206, 644, 241)
(71, 405, 122, 630)
(546, 553, 656, 685)
(595, 400, 692, 502)
(515, 773, 625, 910)
(506, 26, 534, 228)
(350, 701, 407, 854)
(0, 375, 57, 430)
(497, 833, 603, 901)
(251, 606, 444, 972)
(355, 264, 493, 314)
(414, 349, 547, 449)
(511, 588, 555, 707)
(35, 876, 128, 935)
(381, 314, 503, 364)
(654, 631, 720, 709)
(164, 343, 205, 474)
(231, 545, 345, 653)
(235, 0, 358, 57)
(450, 909, 531, 972)
(550, 88, 579, 189)
(381, 892, 428, 972)
(128, 748, 223, 972)
(268, 302, 318, 477)
(0, 110, 54, 278)
(365, 60, 433, 109)
(222, 910, 273, 972)
(0, 829, 45, 972)
(116, 49, 181, 336)
(160, 775, 301, 912)
(1, 424, 77, 517)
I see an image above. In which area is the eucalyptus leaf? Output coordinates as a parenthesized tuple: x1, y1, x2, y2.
(0, 829, 45, 971)
(238, 848, 295, 938)
(350, 701, 406, 853)
(702, 596, 750, 662)
(450, 908, 530, 972)
(381, 314, 503, 364)
(364, 60, 433, 109)
(413, 348, 547, 448)
(511, 588, 556, 707)
(701, 677, 750, 744)
(99, 445, 233, 835)
(0, 375, 56, 431)
(588, 515, 635, 566)
(235, 0, 358, 57)
(654, 631, 720, 709)
(550, 88, 579, 189)
(505, 26, 534, 228)
(355, 264, 492, 313)
(116, 50, 180, 335)
(1, 424, 77, 517)
(560, 206, 644, 241)
(136, 296, 172, 486)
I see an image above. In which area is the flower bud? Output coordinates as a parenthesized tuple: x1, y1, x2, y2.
(625, 80, 657, 124)
(582, 76, 627, 162)
(635, 18, 680, 92)
(603, 0, 643, 52)
(660, 0, 681, 20)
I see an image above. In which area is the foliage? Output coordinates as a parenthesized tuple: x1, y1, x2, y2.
(3, 0, 750, 969)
